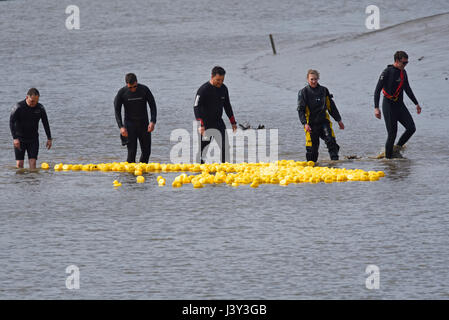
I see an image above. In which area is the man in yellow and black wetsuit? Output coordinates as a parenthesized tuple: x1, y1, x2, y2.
(297, 69, 345, 162)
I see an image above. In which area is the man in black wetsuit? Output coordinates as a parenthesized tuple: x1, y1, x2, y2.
(10, 88, 52, 169)
(297, 70, 344, 162)
(374, 51, 421, 159)
(194, 66, 237, 163)
(114, 73, 157, 163)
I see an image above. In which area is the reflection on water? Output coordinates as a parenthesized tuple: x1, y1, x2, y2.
(381, 158, 413, 181)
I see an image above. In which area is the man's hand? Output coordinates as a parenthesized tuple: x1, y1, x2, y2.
(338, 121, 345, 130)
(120, 127, 128, 137)
(198, 126, 205, 136)
(416, 104, 422, 114)
(232, 123, 237, 132)
(304, 124, 312, 133)
(13, 139, 20, 150)
(46, 139, 52, 150)
(374, 107, 382, 119)
(148, 122, 155, 133)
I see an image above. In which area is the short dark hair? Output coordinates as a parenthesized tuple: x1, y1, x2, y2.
(125, 73, 137, 84)
(211, 66, 226, 77)
(394, 51, 408, 61)
(27, 88, 40, 96)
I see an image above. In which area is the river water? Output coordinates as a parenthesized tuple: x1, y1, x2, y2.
(1, 0, 448, 299)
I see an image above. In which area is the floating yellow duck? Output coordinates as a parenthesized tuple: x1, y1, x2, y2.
(51, 160, 386, 189)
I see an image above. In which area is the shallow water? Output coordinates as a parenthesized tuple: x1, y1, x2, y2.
(1, 0, 449, 299)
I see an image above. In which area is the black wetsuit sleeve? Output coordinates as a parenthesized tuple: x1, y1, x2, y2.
(114, 90, 124, 128)
(146, 89, 157, 124)
(374, 69, 387, 108)
(223, 87, 236, 125)
(193, 89, 204, 126)
(41, 106, 52, 140)
(403, 73, 418, 105)
(326, 89, 342, 122)
(297, 89, 307, 126)
(10, 104, 20, 139)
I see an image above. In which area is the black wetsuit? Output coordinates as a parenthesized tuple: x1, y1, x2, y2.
(297, 84, 342, 162)
(114, 84, 157, 163)
(10, 100, 52, 160)
(193, 82, 236, 163)
(374, 64, 418, 158)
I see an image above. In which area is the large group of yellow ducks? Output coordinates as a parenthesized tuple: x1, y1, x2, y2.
(41, 160, 385, 188)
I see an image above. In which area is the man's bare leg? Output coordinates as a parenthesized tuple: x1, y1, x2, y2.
(29, 159, 37, 169)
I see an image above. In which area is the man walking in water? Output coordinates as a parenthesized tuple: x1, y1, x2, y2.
(194, 66, 237, 163)
(10, 88, 52, 169)
(114, 73, 157, 163)
(374, 51, 421, 158)
(297, 69, 344, 162)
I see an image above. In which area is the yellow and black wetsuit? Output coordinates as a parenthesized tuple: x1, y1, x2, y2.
(297, 84, 342, 162)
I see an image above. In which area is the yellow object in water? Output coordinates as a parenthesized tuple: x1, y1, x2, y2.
(136, 176, 145, 183)
(193, 181, 203, 188)
(250, 181, 259, 188)
(324, 177, 333, 184)
(172, 181, 182, 188)
(41, 162, 49, 170)
(50, 160, 385, 189)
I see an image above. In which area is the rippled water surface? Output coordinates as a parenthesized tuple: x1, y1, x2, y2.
(1, 0, 448, 299)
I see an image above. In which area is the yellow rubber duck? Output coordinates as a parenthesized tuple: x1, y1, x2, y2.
(172, 181, 182, 188)
(193, 181, 203, 188)
(250, 181, 259, 188)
